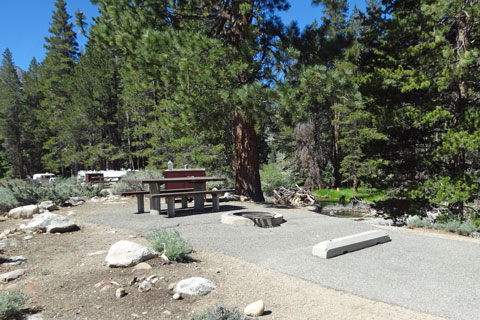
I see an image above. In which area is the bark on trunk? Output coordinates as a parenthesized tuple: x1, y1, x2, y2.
(234, 111, 264, 202)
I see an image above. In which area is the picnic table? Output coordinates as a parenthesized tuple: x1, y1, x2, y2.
(122, 177, 233, 217)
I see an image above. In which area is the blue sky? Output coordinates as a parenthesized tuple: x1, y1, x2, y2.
(1, 1, 366, 71)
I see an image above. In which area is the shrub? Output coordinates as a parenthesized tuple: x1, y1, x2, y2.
(111, 170, 164, 195)
(0, 179, 42, 207)
(440, 220, 462, 232)
(0, 291, 27, 319)
(189, 305, 253, 320)
(0, 187, 19, 212)
(457, 221, 478, 235)
(41, 177, 106, 205)
(147, 230, 192, 261)
(407, 218, 432, 228)
(260, 162, 293, 197)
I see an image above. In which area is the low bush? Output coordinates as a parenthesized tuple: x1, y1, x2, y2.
(41, 177, 106, 205)
(0, 179, 42, 207)
(189, 305, 253, 320)
(407, 218, 433, 228)
(147, 229, 192, 261)
(315, 187, 388, 203)
(260, 162, 294, 197)
(0, 291, 27, 319)
(0, 187, 19, 212)
(111, 170, 164, 195)
(408, 218, 479, 235)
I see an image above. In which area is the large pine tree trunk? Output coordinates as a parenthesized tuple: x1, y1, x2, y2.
(234, 111, 264, 202)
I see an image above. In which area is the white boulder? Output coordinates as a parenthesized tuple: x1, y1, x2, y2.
(8, 205, 39, 219)
(39, 200, 58, 211)
(105, 240, 156, 268)
(26, 212, 79, 233)
(174, 277, 215, 296)
(244, 300, 265, 317)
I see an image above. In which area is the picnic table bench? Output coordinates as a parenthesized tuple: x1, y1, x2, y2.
(147, 189, 234, 217)
(122, 177, 232, 217)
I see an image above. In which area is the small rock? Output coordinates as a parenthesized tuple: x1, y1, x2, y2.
(173, 293, 182, 300)
(115, 288, 127, 298)
(168, 282, 177, 291)
(128, 277, 137, 286)
(0, 269, 25, 282)
(39, 200, 59, 211)
(163, 310, 172, 316)
(67, 211, 77, 216)
(105, 241, 156, 268)
(132, 262, 152, 271)
(146, 275, 157, 282)
(24, 314, 44, 320)
(3, 229, 11, 236)
(110, 281, 120, 286)
(174, 277, 215, 296)
(24, 235, 33, 240)
(64, 197, 85, 206)
(0, 233, 6, 240)
(244, 300, 265, 317)
(8, 205, 39, 219)
(94, 305, 103, 310)
(0, 238, 19, 249)
(1, 256, 27, 266)
(87, 250, 107, 256)
(215, 268, 221, 273)
(138, 280, 152, 293)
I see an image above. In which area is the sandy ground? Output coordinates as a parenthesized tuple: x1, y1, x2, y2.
(0, 197, 444, 320)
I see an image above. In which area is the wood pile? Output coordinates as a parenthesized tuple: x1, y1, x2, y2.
(273, 185, 315, 206)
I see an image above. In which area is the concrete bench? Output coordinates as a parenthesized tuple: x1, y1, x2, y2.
(147, 189, 234, 218)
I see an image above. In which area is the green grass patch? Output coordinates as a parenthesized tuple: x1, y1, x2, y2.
(313, 187, 387, 203)
(0, 291, 27, 319)
(147, 230, 192, 262)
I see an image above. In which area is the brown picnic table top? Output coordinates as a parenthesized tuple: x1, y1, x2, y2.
(122, 177, 226, 184)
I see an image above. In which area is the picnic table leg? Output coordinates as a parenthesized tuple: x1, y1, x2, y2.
(181, 196, 188, 209)
(167, 196, 175, 218)
(193, 182, 204, 211)
(136, 194, 145, 213)
(149, 183, 161, 214)
(212, 194, 220, 212)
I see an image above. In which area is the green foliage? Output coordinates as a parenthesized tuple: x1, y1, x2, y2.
(314, 187, 387, 203)
(0, 179, 42, 207)
(408, 218, 479, 235)
(0, 186, 19, 212)
(41, 178, 106, 205)
(189, 305, 253, 320)
(260, 162, 295, 196)
(111, 170, 164, 195)
(0, 178, 105, 208)
(147, 230, 192, 262)
(0, 291, 27, 319)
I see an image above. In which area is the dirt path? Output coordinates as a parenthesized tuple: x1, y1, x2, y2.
(0, 198, 443, 319)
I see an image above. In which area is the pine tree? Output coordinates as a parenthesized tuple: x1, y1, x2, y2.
(39, 0, 78, 174)
(0, 49, 26, 178)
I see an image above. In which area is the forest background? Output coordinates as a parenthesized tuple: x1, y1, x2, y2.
(0, 0, 479, 215)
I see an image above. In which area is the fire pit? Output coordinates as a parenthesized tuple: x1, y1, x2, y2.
(221, 211, 284, 228)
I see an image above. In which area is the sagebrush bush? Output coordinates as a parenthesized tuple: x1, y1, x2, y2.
(0, 179, 42, 208)
(0, 177, 107, 209)
(457, 221, 477, 235)
(0, 291, 27, 319)
(407, 218, 432, 228)
(41, 177, 106, 205)
(147, 229, 192, 261)
(0, 187, 19, 212)
(111, 170, 164, 195)
(189, 305, 253, 320)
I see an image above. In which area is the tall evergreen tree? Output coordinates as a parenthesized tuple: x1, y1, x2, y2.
(0, 49, 26, 178)
(39, 0, 78, 174)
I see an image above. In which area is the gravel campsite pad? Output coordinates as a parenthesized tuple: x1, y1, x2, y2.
(0, 198, 442, 319)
